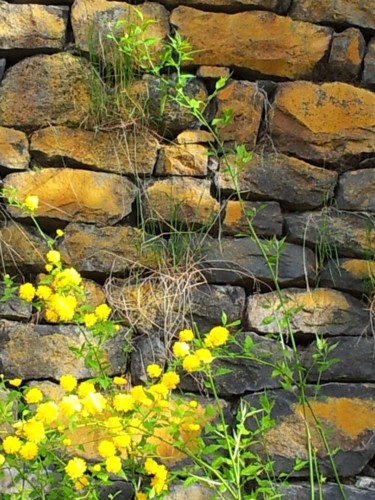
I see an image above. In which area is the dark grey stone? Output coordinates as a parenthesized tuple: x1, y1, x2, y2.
(0, 59, 5, 82)
(0, 285, 31, 321)
(99, 481, 133, 500)
(336, 168, 375, 212)
(320, 258, 374, 296)
(281, 482, 375, 499)
(130, 334, 166, 385)
(363, 38, 375, 90)
(329, 28, 365, 81)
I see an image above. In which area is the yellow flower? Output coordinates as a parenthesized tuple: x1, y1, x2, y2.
(113, 394, 134, 413)
(83, 313, 97, 328)
(161, 372, 180, 390)
(23, 419, 45, 443)
(151, 465, 168, 494)
(182, 354, 201, 373)
(0, 454, 5, 466)
(3, 436, 21, 454)
(45, 308, 59, 323)
(82, 392, 106, 415)
(46, 250, 61, 265)
(78, 381, 95, 398)
(56, 229, 64, 238)
(59, 395, 82, 416)
(204, 326, 229, 348)
(105, 416, 123, 432)
(50, 293, 77, 322)
(19, 442, 38, 461)
(60, 374, 78, 392)
(146, 364, 162, 379)
(35, 285, 52, 301)
(178, 329, 194, 342)
(62, 438, 72, 447)
(19, 283, 36, 302)
(65, 457, 87, 480)
(98, 440, 116, 458)
(24, 195, 39, 212)
(136, 492, 147, 500)
(75, 476, 88, 491)
(189, 400, 198, 409)
(105, 455, 122, 474)
(188, 423, 200, 432)
(130, 385, 151, 405)
(25, 387, 43, 404)
(148, 383, 169, 400)
(144, 457, 159, 475)
(195, 348, 213, 364)
(113, 376, 127, 386)
(53, 268, 82, 288)
(45, 264, 53, 273)
(172, 341, 190, 358)
(36, 402, 58, 424)
(92, 464, 101, 472)
(95, 303, 111, 321)
(113, 434, 131, 450)
(8, 378, 22, 387)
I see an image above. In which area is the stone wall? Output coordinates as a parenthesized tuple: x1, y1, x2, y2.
(0, 0, 374, 498)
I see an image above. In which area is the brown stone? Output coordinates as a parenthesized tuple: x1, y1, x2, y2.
(71, 0, 170, 61)
(170, 7, 332, 79)
(160, 1, 291, 14)
(0, 285, 31, 321)
(0, 53, 90, 131)
(363, 38, 375, 90)
(289, 0, 375, 32)
(285, 210, 375, 259)
(336, 168, 375, 212)
(30, 126, 159, 176)
(58, 223, 164, 275)
(215, 80, 264, 148)
(0, 126, 29, 170)
(196, 66, 231, 79)
(155, 144, 209, 176)
(0, 3, 68, 52)
(0, 59, 5, 81)
(328, 28, 365, 81)
(223, 200, 283, 238)
(216, 152, 337, 210)
(320, 258, 375, 296)
(175, 129, 214, 144)
(4, 168, 137, 226)
(145, 178, 220, 226)
(269, 81, 375, 166)
(246, 288, 370, 338)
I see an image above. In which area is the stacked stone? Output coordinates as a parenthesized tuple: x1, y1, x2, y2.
(0, 0, 374, 498)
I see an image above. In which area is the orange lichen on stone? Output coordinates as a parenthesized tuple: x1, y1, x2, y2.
(289, 288, 351, 311)
(341, 259, 375, 278)
(224, 201, 242, 226)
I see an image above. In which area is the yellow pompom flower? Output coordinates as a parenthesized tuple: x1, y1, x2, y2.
(98, 440, 116, 458)
(188, 423, 200, 432)
(46, 250, 61, 265)
(92, 464, 101, 473)
(189, 400, 198, 409)
(3, 435, 21, 454)
(35, 285, 52, 301)
(182, 354, 201, 373)
(204, 326, 230, 348)
(59, 395, 82, 416)
(195, 348, 213, 364)
(130, 385, 150, 405)
(53, 268, 82, 288)
(19, 283, 36, 302)
(44, 308, 59, 323)
(62, 438, 72, 447)
(60, 374, 77, 392)
(23, 419, 45, 443)
(36, 402, 58, 424)
(148, 383, 169, 400)
(146, 364, 162, 379)
(82, 392, 106, 415)
(172, 341, 190, 358)
(95, 303, 111, 321)
(25, 387, 43, 404)
(136, 492, 147, 500)
(113, 434, 131, 450)
(19, 442, 38, 461)
(50, 294, 77, 322)
(56, 229, 64, 238)
(151, 465, 168, 494)
(105, 455, 122, 474)
(78, 381, 95, 398)
(178, 329, 194, 342)
(0, 454, 5, 466)
(113, 376, 127, 386)
(113, 394, 134, 413)
(144, 457, 159, 475)
(8, 378, 22, 387)
(24, 195, 39, 212)
(65, 457, 87, 480)
(161, 372, 180, 390)
(75, 476, 88, 491)
(45, 264, 53, 273)
(83, 313, 97, 328)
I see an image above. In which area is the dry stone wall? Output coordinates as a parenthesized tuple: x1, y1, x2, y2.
(0, 0, 375, 498)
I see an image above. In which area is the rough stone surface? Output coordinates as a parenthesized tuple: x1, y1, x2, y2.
(144, 178, 220, 226)
(175, 129, 214, 145)
(363, 39, 375, 90)
(328, 28, 365, 81)
(285, 210, 375, 258)
(58, 223, 164, 275)
(216, 153, 337, 210)
(99, 482, 133, 500)
(196, 65, 231, 79)
(215, 80, 264, 148)
(281, 483, 375, 499)
(160, 0, 291, 14)
(0, 59, 5, 81)
(0, 53, 90, 130)
(0, 3, 68, 53)
(4, 168, 137, 226)
(336, 169, 375, 212)
(200, 238, 316, 288)
(171, 7, 332, 79)
(71, 0, 170, 57)
(289, 0, 375, 32)
(0, 223, 47, 273)
(0, 321, 127, 380)
(0, 126, 29, 170)
(164, 483, 218, 500)
(245, 384, 375, 477)
(246, 288, 370, 338)
(30, 127, 159, 176)
(320, 258, 375, 296)
(155, 144, 209, 176)
(269, 82, 375, 167)
(0, 286, 31, 321)
(130, 334, 166, 385)
(303, 336, 375, 383)
(223, 200, 283, 238)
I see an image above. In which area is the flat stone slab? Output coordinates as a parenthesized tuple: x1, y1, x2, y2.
(336, 168, 375, 212)
(223, 200, 283, 238)
(0, 126, 29, 170)
(159, 0, 291, 14)
(320, 258, 375, 296)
